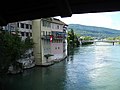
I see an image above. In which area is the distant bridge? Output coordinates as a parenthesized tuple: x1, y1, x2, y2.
(81, 40, 120, 43)
(80, 40, 120, 45)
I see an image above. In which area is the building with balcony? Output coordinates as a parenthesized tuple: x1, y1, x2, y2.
(32, 18, 68, 65)
(2, 18, 67, 66)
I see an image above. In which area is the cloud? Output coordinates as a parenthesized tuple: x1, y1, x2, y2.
(55, 11, 120, 30)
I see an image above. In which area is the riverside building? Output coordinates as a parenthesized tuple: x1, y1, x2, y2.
(2, 18, 68, 66)
(32, 18, 68, 65)
(3, 21, 32, 40)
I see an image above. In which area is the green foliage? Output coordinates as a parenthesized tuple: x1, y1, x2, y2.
(82, 36, 94, 40)
(25, 36, 34, 49)
(76, 33, 81, 37)
(106, 36, 120, 40)
(79, 36, 94, 45)
(67, 29, 80, 47)
(106, 36, 120, 44)
(115, 36, 120, 40)
(0, 31, 33, 73)
(106, 37, 115, 40)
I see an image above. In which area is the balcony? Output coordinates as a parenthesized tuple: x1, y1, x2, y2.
(41, 35, 50, 40)
(41, 34, 66, 40)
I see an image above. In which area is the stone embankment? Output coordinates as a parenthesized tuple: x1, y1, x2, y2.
(41, 56, 67, 67)
(8, 56, 67, 74)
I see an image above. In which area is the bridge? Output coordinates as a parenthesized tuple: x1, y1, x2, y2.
(1, 0, 120, 25)
(81, 40, 120, 43)
(80, 40, 120, 45)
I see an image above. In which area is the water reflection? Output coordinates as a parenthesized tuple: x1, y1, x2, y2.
(67, 46, 80, 61)
(1, 64, 67, 90)
(66, 43, 120, 90)
(66, 46, 92, 90)
(1, 42, 120, 90)
(88, 43, 120, 90)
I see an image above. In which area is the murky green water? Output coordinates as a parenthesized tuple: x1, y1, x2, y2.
(1, 42, 120, 90)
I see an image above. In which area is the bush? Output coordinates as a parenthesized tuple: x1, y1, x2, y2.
(0, 31, 33, 73)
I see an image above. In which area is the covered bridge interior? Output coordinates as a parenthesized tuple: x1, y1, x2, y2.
(0, 0, 120, 25)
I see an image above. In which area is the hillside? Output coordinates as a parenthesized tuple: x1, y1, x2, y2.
(68, 24, 120, 38)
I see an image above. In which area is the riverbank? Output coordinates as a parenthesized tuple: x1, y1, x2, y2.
(80, 42, 93, 45)
(7, 56, 67, 74)
(39, 56, 68, 67)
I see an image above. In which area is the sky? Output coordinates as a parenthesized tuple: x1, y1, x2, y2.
(55, 11, 120, 30)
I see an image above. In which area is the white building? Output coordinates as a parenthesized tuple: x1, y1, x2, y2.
(3, 21, 32, 40)
(2, 18, 68, 66)
(32, 18, 68, 65)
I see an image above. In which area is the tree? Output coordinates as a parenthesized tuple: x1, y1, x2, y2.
(67, 29, 80, 47)
(0, 30, 33, 73)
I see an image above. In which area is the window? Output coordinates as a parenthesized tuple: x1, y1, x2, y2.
(10, 26, 14, 30)
(30, 25, 32, 29)
(57, 25, 59, 29)
(21, 32, 24, 36)
(26, 32, 29, 37)
(49, 32, 51, 35)
(42, 20, 51, 28)
(43, 31, 45, 36)
(20, 23, 24, 28)
(17, 23, 19, 27)
(30, 33, 32, 37)
(43, 20, 47, 27)
(26, 24, 29, 29)
(52, 23, 54, 29)
(48, 22, 51, 28)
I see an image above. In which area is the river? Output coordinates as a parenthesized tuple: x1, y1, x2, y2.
(1, 42, 120, 90)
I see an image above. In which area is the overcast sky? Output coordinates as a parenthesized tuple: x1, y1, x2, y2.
(55, 11, 120, 30)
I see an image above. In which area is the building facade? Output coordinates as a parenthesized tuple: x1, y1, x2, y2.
(2, 18, 68, 66)
(32, 18, 67, 65)
(3, 21, 32, 40)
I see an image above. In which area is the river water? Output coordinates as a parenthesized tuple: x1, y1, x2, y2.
(1, 42, 120, 90)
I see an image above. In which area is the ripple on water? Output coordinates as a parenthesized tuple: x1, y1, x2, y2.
(2, 43, 120, 90)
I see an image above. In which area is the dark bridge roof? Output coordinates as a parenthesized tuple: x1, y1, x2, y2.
(1, 0, 120, 25)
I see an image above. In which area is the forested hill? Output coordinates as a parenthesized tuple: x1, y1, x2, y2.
(68, 24, 120, 38)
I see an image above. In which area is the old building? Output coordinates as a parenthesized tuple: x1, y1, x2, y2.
(3, 21, 32, 40)
(32, 18, 68, 65)
(2, 18, 68, 66)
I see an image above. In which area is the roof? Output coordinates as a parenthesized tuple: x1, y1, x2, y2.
(41, 18, 67, 25)
(1, 0, 120, 25)
(52, 18, 67, 25)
